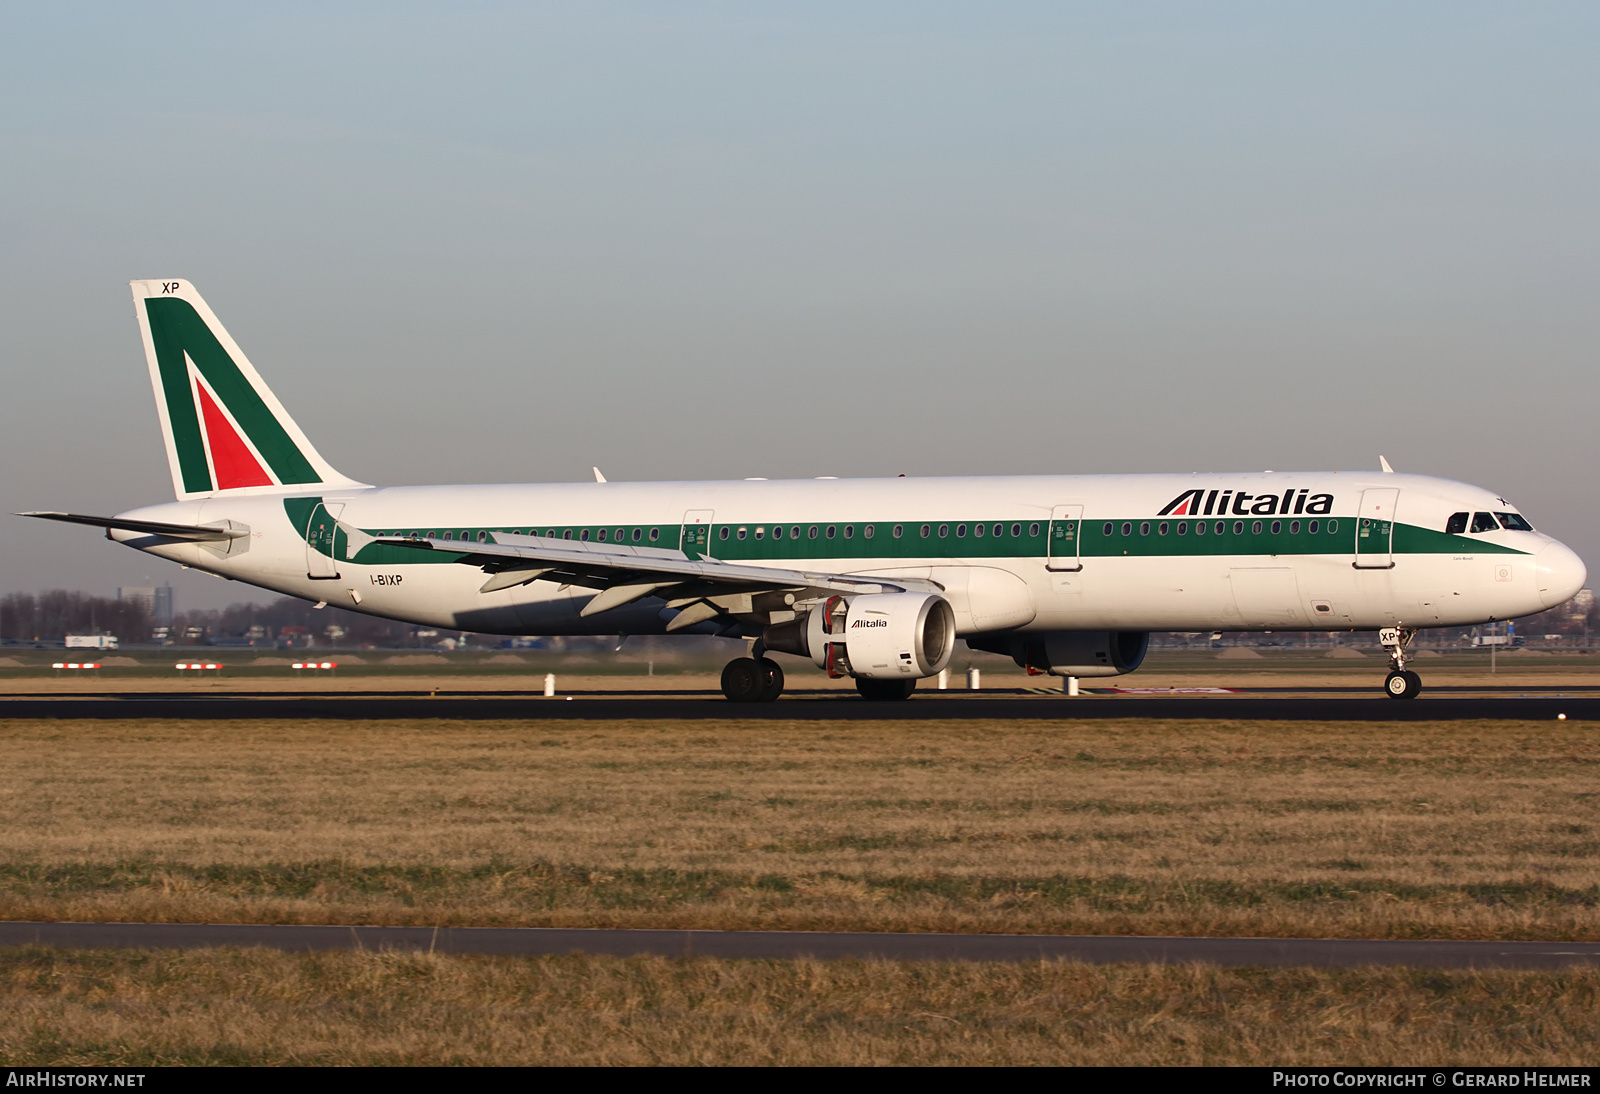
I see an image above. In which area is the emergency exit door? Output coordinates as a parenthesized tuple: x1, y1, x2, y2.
(1046, 504, 1084, 572)
(680, 510, 715, 561)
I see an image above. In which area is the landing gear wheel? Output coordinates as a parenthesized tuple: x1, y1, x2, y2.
(1384, 670, 1422, 700)
(721, 657, 765, 703)
(855, 677, 916, 701)
(757, 658, 785, 702)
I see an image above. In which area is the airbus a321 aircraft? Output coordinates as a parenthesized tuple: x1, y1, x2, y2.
(23, 280, 1588, 702)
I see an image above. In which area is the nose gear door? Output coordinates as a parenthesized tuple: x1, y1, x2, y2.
(1354, 488, 1399, 569)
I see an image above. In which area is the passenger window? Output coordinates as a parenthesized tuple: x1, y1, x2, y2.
(1231, 521, 1242, 535)
(1289, 520, 1300, 534)
(920, 524, 931, 538)
(826, 525, 836, 539)
(1270, 521, 1280, 535)
(864, 525, 875, 539)
(632, 528, 641, 541)
(791, 526, 801, 539)
(1496, 512, 1533, 531)
(616, 528, 625, 542)
(562, 530, 572, 539)
(1029, 523, 1040, 536)
(993, 524, 1004, 537)
(973, 523, 984, 537)
(1158, 522, 1168, 536)
(597, 528, 608, 542)
(892, 524, 903, 539)
(1308, 520, 1319, 534)
(956, 524, 967, 537)
(1176, 521, 1187, 535)
(1471, 512, 1499, 533)
(1195, 521, 1206, 536)
(1327, 520, 1338, 534)
(579, 529, 590, 541)
(1121, 522, 1132, 536)
(772, 526, 783, 540)
(1252, 521, 1263, 535)
(938, 524, 949, 538)
(1012, 524, 1022, 537)
(649, 528, 660, 541)
(737, 528, 747, 540)
(809, 526, 819, 540)
(1217, 522, 1228, 535)
(1139, 522, 1150, 536)
(1445, 512, 1469, 535)
(844, 525, 854, 538)
(1102, 523, 1114, 536)
(718, 527, 730, 540)
(441, 531, 453, 540)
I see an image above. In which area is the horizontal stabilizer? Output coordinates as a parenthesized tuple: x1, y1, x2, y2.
(17, 511, 248, 542)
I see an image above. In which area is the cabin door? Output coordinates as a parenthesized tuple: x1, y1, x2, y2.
(680, 510, 715, 561)
(305, 502, 344, 580)
(1046, 504, 1084, 572)
(1353, 488, 1399, 569)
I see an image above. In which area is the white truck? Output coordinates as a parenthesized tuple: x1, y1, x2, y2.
(64, 634, 119, 650)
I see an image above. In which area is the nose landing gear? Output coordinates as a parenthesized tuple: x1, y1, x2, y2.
(1379, 625, 1421, 699)
(720, 656, 785, 702)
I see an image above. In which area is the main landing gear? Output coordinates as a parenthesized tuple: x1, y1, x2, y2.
(1380, 625, 1422, 700)
(720, 656, 784, 703)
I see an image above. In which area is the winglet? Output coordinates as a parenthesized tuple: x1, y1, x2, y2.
(1379, 455, 1395, 473)
(593, 467, 607, 483)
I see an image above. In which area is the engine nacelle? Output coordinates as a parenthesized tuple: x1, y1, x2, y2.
(762, 593, 956, 680)
(967, 631, 1149, 678)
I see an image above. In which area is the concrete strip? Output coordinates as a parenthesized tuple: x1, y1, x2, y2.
(0, 696, 1594, 720)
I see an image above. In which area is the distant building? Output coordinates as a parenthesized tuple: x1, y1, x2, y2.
(118, 585, 173, 626)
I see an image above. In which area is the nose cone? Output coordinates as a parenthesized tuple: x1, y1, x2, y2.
(1536, 540, 1587, 610)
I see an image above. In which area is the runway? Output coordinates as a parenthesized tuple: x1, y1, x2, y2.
(1, 921, 1595, 969)
(0, 693, 1594, 720)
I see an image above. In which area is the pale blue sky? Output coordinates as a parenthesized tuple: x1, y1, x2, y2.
(3, 3, 1597, 608)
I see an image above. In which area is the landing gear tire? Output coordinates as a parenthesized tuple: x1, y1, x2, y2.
(721, 657, 763, 702)
(757, 658, 785, 702)
(856, 677, 916, 701)
(1384, 670, 1422, 700)
(721, 657, 785, 703)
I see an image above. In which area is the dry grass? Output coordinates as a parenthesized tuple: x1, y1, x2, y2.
(0, 947, 1593, 1065)
(0, 718, 1595, 938)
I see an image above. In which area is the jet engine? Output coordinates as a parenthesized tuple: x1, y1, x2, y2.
(762, 593, 956, 680)
(968, 631, 1150, 678)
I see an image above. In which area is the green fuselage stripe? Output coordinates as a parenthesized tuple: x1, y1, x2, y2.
(288, 500, 1526, 566)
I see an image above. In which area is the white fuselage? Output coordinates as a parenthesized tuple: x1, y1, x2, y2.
(110, 470, 1586, 641)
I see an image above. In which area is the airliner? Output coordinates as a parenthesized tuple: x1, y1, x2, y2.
(22, 280, 1587, 701)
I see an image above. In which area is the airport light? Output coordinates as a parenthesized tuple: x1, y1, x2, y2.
(51, 663, 100, 671)
(175, 662, 222, 671)
(291, 662, 338, 670)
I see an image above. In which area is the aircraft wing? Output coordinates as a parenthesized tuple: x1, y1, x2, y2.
(368, 529, 938, 628)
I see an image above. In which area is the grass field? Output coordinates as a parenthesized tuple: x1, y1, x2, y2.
(0, 948, 1594, 1065)
(0, 716, 1595, 940)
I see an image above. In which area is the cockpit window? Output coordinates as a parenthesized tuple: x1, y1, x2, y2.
(1445, 512, 1468, 535)
(1471, 512, 1499, 533)
(1495, 512, 1534, 532)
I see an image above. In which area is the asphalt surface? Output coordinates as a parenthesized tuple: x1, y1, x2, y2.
(0, 922, 1595, 968)
(0, 694, 1594, 720)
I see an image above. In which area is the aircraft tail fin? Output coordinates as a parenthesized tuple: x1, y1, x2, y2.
(131, 279, 367, 500)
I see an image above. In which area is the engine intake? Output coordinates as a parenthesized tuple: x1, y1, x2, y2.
(762, 593, 956, 680)
(967, 631, 1149, 677)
